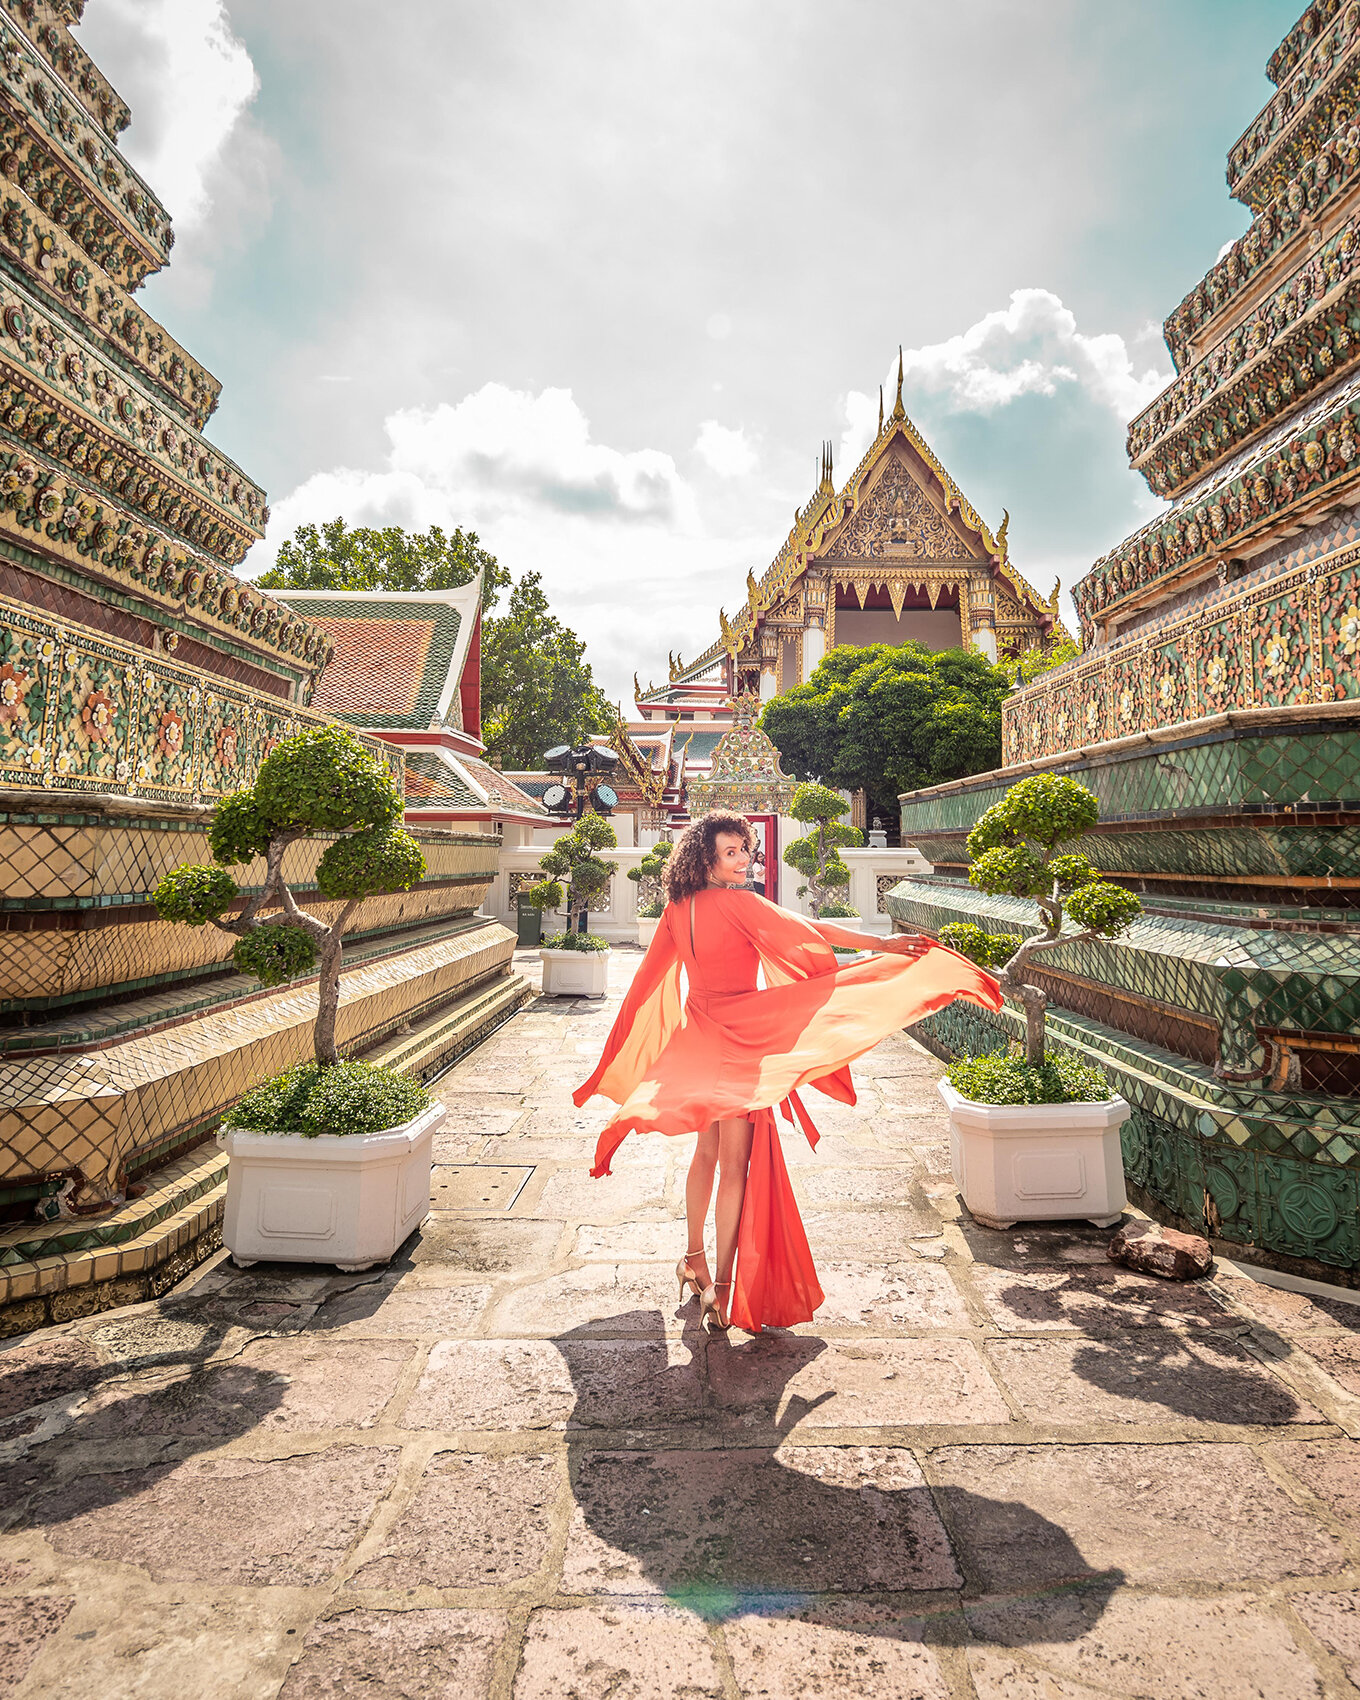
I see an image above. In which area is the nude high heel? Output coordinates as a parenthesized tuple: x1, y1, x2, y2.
(676, 1249, 705, 1303)
(700, 1280, 732, 1332)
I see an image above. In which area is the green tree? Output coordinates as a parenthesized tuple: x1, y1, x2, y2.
(782, 782, 862, 917)
(626, 839, 673, 917)
(481, 572, 613, 768)
(525, 812, 618, 941)
(940, 772, 1141, 1066)
(1000, 635, 1081, 688)
(152, 725, 426, 1066)
(761, 642, 1009, 822)
(257, 518, 509, 612)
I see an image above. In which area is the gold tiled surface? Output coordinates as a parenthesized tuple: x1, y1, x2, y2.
(0, 965, 530, 1328)
(1, 811, 499, 1003)
(0, 918, 517, 1195)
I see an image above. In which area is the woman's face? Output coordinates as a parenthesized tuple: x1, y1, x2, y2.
(709, 830, 751, 885)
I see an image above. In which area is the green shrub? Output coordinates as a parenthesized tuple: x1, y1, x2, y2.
(938, 922, 1021, 970)
(153, 863, 238, 927)
(253, 724, 403, 835)
(316, 822, 425, 901)
(818, 901, 860, 918)
(638, 897, 665, 919)
(233, 923, 316, 986)
(209, 790, 272, 866)
(224, 1060, 431, 1136)
(543, 930, 610, 952)
(946, 1050, 1113, 1105)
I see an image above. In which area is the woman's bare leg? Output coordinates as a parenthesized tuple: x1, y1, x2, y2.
(684, 1124, 719, 1288)
(714, 1116, 755, 1289)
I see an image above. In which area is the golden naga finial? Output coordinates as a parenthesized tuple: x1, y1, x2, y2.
(746, 567, 765, 612)
(632, 671, 642, 700)
(1049, 577, 1061, 614)
(995, 509, 1010, 559)
(718, 606, 740, 654)
(891, 345, 906, 421)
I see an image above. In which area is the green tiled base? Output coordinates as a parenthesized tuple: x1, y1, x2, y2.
(911, 994, 1360, 1283)
(0, 966, 532, 1336)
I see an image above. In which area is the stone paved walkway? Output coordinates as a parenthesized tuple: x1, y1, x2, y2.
(5, 949, 1360, 1698)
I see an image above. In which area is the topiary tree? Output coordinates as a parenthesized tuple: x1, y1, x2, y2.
(940, 772, 1141, 1067)
(626, 838, 673, 917)
(153, 725, 426, 1067)
(783, 781, 863, 918)
(524, 812, 618, 942)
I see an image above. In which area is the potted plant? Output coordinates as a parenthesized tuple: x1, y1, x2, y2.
(936, 772, 1142, 1230)
(152, 724, 440, 1270)
(783, 782, 863, 919)
(627, 839, 673, 947)
(525, 812, 617, 996)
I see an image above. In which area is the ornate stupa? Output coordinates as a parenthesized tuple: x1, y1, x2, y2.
(0, 1, 522, 1332)
(894, 0, 1360, 1281)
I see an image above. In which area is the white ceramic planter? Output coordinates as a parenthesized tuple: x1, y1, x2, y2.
(938, 1079, 1130, 1230)
(540, 945, 610, 997)
(636, 915, 662, 949)
(217, 1100, 442, 1271)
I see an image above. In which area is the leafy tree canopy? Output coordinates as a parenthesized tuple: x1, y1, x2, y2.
(1000, 636, 1081, 689)
(257, 517, 510, 613)
(480, 571, 613, 769)
(761, 642, 1010, 821)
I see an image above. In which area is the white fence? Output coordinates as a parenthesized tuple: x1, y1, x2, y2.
(483, 837, 930, 944)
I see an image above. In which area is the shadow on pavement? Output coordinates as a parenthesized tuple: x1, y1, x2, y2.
(551, 1308, 1124, 1629)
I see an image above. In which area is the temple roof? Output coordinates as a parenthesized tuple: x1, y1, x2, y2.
(272, 581, 479, 731)
(403, 746, 546, 820)
(641, 360, 1059, 699)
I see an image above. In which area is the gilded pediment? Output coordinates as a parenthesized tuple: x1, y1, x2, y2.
(822, 455, 976, 562)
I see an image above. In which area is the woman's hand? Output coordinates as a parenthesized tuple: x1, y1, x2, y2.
(874, 932, 932, 959)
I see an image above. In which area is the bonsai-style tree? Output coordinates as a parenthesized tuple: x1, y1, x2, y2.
(783, 782, 863, 918)
(153, 725, 426, 1067)
(627, 838, 673, 917)
(940, 773, 1141, 1066)
(525, 812, 618, 943)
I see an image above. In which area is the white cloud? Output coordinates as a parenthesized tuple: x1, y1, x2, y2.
(694, 420, 757, 478)
(255, 384, 755, 707)
(80, 0, 257, 231)
(840, 290, 1167, 456)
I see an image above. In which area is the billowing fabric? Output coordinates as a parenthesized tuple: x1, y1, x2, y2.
(573, 887, 1002, 1332)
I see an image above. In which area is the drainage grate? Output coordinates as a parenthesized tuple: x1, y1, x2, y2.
(430, 1165, 535, 1212)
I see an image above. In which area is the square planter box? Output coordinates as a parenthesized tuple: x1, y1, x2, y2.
(938, 1079, 1129, 1230)
(637, 915, 662, 949)
(540, 945, 610, 997)
(217, 1100, 442, 1271)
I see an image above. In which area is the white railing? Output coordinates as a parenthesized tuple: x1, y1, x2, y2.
(485, 837, 931, 943)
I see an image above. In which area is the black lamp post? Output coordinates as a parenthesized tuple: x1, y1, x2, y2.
(540, 743, 620, 932)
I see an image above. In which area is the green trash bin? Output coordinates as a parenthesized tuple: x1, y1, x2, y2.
(516, 893, 542, 947)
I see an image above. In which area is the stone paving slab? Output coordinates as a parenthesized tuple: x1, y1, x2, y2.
(2, 947, 1360, 1697)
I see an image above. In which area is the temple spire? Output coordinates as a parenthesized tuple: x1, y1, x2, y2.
(878, 386, 884, 434)
(892, 346, 905, 421)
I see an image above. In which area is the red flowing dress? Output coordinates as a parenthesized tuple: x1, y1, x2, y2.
(573, 888, 1002, 1333)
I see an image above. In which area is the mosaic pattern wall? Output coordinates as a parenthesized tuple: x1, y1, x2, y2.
(0, 812, 499, 1014)
(1009, 551, 1360, 764)
(901, 716, 1360, 880)
(0, 594, 400, 802)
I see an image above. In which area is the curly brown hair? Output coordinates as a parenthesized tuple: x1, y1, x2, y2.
(664, 810, 753, 904)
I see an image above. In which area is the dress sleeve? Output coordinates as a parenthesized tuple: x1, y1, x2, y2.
(727, 890, 841, 986)
(572, 904, 684, 1106)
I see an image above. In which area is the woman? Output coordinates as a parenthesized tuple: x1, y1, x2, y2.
(574, 810, 1002, 1333)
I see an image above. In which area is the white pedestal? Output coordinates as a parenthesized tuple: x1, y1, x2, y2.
(218, 1101, 441, 1271)
(540, 946, 611, 997)
(938, 1080, 1129, 1229)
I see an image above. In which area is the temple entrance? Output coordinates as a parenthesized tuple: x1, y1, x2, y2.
(745, 812, 777, 904)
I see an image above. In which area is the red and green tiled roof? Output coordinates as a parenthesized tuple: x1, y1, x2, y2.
(403, 749, 546, 818)
(271, 586, 474, 731)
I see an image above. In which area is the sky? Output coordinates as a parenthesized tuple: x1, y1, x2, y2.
(77, 0, 1303, 708)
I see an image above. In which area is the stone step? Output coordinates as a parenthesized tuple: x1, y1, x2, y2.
(0, 968, 533, 1336)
